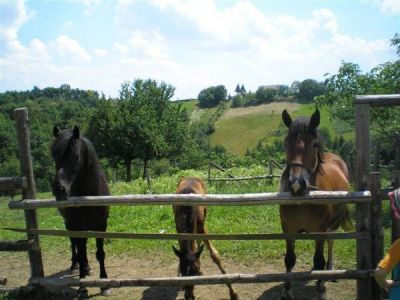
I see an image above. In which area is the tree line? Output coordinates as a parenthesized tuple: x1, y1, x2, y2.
(1, 34, 399, 191)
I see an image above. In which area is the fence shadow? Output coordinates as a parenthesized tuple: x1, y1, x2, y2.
(257, 281, 317, 300)
(141, 286, 180, 300)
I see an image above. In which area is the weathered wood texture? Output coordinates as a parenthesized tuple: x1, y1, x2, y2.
(14, 108, 44, 278)
(370, 172, 383, 300)
(0, 239, 35, 252)
(3, 228, 369, 241)
(355, 103, 370, 191)
(30, 269, 374, 288)
(0, 177, 26, 192)
(355, 94, 400, 106)
(209, 175, 281, 182)
(8, 191, 371, 209)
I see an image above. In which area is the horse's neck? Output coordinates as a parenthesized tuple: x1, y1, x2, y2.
(71, 156, 101, 196)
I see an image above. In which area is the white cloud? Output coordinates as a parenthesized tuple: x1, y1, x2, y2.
(0, 0, 30, 41)
(50, 35, 91, 62)
(94, 48, 108, 58)
(380, 0, 400, 14)
(129, 30, 169, 60)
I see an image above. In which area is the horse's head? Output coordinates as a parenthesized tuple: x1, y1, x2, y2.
(172, 244, 204, 277)
(281, 109, 322, 196)
(51, 125, 85, 200)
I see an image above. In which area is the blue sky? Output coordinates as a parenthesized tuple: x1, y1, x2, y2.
(1, 0, 399, 100)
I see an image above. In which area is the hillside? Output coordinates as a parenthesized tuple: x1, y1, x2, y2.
(205, 102, 343, 155)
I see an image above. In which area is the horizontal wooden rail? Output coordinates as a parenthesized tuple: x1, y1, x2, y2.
(3, 228, 368, 241)
(209, 175, 281, 182)
(0, 239, 35, 252)
(0, 177, 26, 192)
(31, 269, 374, 288)
(8, 191, 371, 209)
(355, 94, 400, 106)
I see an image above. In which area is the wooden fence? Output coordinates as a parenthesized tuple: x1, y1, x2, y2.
(2, 99, 400, 300)
(207, 160, 282, 183)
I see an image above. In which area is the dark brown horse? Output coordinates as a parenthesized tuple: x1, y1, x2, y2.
(279, 109, 353, 300)
(51, 126, 111, 298)
(173, 177, 238, 300)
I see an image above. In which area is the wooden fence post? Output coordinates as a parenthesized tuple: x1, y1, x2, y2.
(370, 172, 383, 299)
(392, 170, 400, 242)
(354, 102, 373, 300)
(14, 108, 44, 278)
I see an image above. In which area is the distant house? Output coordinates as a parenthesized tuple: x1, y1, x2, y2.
(258, 84, 280, 90)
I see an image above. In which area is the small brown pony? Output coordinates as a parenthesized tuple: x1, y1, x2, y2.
(279, 109, 353, 300)
(173, 177, 238, 300)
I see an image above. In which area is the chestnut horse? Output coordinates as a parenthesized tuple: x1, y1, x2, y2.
(173, 177, 238, 300)
(279, 109, 353, 300)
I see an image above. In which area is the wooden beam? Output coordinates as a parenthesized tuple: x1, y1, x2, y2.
(209, 175, 281, 182)
(30, 269, 374, 288)
(355, 94, 400, 106)
(8, 191, 371, 209)
(14, 108, 44, 278)
(3, 228, 369, 241)
(0, 239, 35, 252)
(0, 177, 27, 192)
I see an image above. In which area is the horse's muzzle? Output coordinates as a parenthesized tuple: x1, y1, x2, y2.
(288, 177, 309, 196)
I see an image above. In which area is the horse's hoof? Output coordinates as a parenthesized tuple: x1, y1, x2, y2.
(281, 288, 294, 300)
(77, 288, 89, 300)
(101, 288, 112, 297)
(315, 283, 326, 300)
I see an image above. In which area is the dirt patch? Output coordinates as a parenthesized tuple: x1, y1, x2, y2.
(222, 102, 300, 120)
(1, 250, 357, 299)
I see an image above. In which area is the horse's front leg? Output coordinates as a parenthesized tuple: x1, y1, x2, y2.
(198, 222, 238, 300)
(314, 240, 327, 300)
(69, 237, 79, 273)
(96, 238, 112, 296)
(282, 239, 296, 300)
(76, 238, 90, 299)
(326, 239, 333, 270)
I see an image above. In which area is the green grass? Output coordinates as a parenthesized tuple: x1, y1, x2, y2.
(209, 102, 356, 155)
(1, 168, 394, 269)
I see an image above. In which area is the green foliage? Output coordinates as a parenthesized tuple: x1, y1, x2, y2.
(0, 85, 102, 191)
(297, 79, 325, 103)
(255, 87, 277, 104)
(316, 60, 400, 143)
(198, 85, 227, 108)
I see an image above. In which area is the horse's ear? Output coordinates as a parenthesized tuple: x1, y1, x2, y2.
(282, 110, 292, 128)
(172, 246, 183, 259)
(53, 126, 60, 137)
(73, 126, 80, 139)
(310, 109, 320, 129)
(195, 244, 205, 259)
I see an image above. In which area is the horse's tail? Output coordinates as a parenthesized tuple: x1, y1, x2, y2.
(339, 209, 354, 231)
(329, 204, 354, 231)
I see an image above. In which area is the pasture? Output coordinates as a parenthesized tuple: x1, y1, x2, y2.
(0, 169, 395, 299)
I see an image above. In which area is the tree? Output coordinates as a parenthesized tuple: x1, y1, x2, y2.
(297, 79, 325, 103)
(316, 38, 400, 168)
(118, 79, 188, 181)
(235, 84, 240, 94)
(240, 84, 246, 95)
(255, 87, 276, 104)
(198, 85, 227, 108)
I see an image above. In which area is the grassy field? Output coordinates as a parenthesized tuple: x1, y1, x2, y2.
(208, 102, 351, 155)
